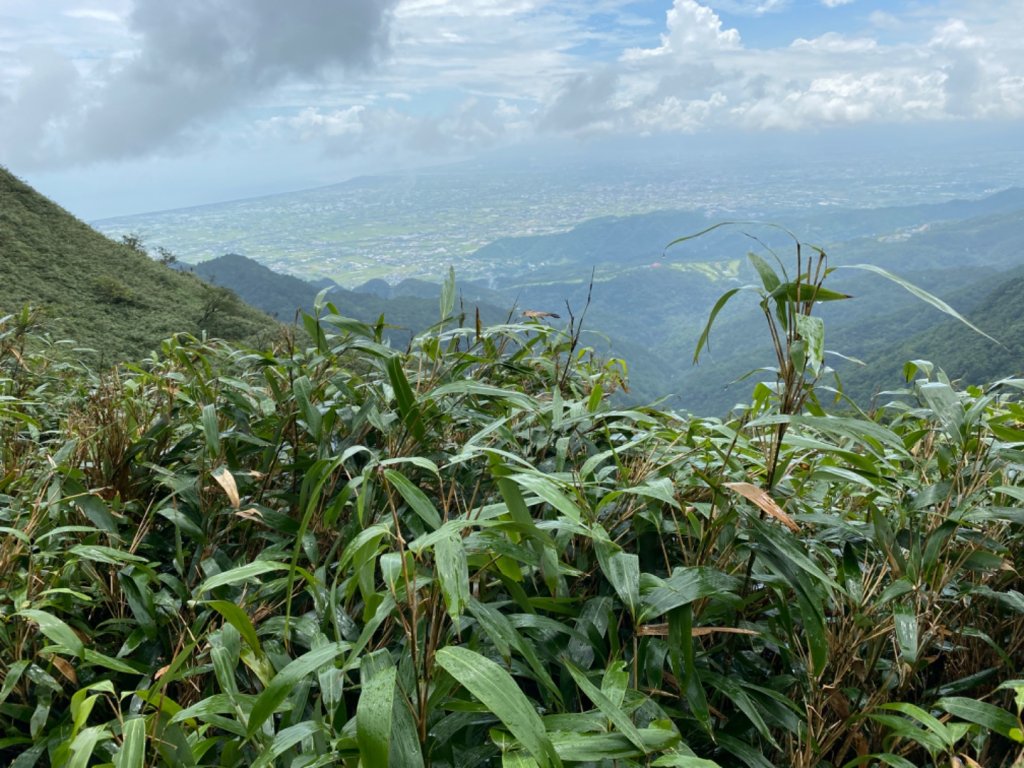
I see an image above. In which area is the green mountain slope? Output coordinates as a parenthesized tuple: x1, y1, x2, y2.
(193, 253, 512, 346)
(835, 264, 1024, 398)
(464, 193, 1024, 414)
(0, 167, 276, 363)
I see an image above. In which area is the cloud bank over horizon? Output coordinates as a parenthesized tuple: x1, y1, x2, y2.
(1, 0, 1021, 215)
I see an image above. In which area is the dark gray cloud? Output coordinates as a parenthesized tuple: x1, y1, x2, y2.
(1, 0, 397, 168)
(0, 47, 80, 166)
(539, 70, 620, 133)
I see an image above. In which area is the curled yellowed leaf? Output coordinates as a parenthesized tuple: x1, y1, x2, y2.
(212, 466, 240, 509)
(725, 481, 799, 532)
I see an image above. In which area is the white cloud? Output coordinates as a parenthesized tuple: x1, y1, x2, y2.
(930, 19, 983, 50)
(63, 8, 124, 23)
(2, 0, 1024, 182)
(791, 32, 877, 53)
(542, 1, 1024, 137)
(821, 0, 854, 8)
(624, 0, 741, 60)
(706, 0, 789, 15)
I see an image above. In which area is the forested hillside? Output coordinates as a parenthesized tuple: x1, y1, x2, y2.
(0, 168, 277, 364)
(193, 253, 510, 347)
(460, 194, 1024, 413)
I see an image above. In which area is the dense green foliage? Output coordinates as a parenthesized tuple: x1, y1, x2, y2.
(5, 255, 1024, 767)
(0, 168, 277, 365)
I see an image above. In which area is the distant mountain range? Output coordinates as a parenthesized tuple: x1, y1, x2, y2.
(190, 253, 511, 347)
(6, 162, 1024, 416)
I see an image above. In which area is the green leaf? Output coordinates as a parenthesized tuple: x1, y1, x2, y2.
(842, 754, 918, 768)
(67, 726, 112, 768)
(877, 702, 955, 750)
(201, 403, 219, 458)
(652, 756, 723, 767)
(247, 643, 343, 737)
(794, 314, 824, 376)
(693, 287, 745, 364)
(360, 649, 425, 767)
(840, 263, 998, 344)
(593, 535, 640, 621)
(430, 381, 535, 411)
(441, 265, 456, 320)
(17, 609, 85, 657)
(384, 469, 442, 530)
(115, 717, 146, 768)
(387, 355, 426, 442)
(195, 561, 290, 595)
(512, 473, 583, 524)
(639, 567, 738, 623)
(748, 252, 780, 293)
(252, 722, 322, 768)
(564, 661, 646, 753)
(204, 600, 263, 657)
(936, 697, 1024, 742)
(547, 727, 679, 761)
(357, 661, 396, 768)
(777, 282, 851, 303)
(436, 646, 562, 767)
(292, 375, 322, 439)
(893, 603, 918, 665)
(435, 531, 471, 620)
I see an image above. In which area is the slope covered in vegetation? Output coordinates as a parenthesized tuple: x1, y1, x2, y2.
(3, 263, 1024, 767)
(0, 168, 277, 365)
(192, 253, 510, 347)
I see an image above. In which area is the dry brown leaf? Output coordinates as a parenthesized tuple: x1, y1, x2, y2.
(725, 481, 799, 532)
(154, 663, 171, 680)
(50, 655, 78, 685)
(212, 466, 240, 509)
(235, 507, 264, 522)
(522, 310, 561, 319)
(637, 624, 760, 638)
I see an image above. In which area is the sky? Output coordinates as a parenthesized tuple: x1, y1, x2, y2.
(1, 0, 1021, 219)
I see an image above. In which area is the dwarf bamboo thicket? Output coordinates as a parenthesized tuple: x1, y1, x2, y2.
(2, 249, 1024, 768)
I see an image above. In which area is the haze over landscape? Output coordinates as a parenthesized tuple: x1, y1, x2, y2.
(4, 1, 1023, 409)
(7, 4, 1024, 766)
(3, 0, 1022, 218)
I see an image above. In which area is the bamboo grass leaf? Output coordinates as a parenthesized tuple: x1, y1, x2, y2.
(839, 263, 999, 344)
(564, 660, 647, 753)
(384, 469, 443, 530)
(748, 252, 781, 293)
(252, 722, 322, 768)
(639, 567, 739, 623)
(114, 717, 146, 768)
(693, 287, 746, 364)
(204, 600, 263, 657)
(17, 609, 85, 658)
(246, 643, 343, 737)
(436, 646, 562, 768)
(435, 531, 471, 620)
(387, 355, 426, 442)
(195, 561, 290, 595)
(357, 661, 396, 768)
(936, 697, 1024, 742)
(441, 265, 456, 320)
(201, 403, 219, 458)
(893, 604, 919, 665)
